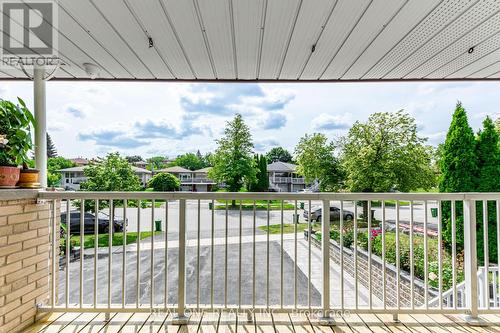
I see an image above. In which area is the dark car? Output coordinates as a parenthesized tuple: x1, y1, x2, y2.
(60, 211, 126, 235)
(303, 205, 354, 222)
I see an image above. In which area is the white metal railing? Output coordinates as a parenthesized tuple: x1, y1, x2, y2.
(180, 177, 215, 184)
(269, 177, 305, 184)
(37, 191, 500, 322)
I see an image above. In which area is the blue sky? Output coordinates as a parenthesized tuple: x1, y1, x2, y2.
(0, 81, 499, 159)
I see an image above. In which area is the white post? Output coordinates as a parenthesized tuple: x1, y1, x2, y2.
(173, 199, 188, 324)
(320, 199, 333, 325)
(464, 199, 481, 324)
(34, 67, 47, 188)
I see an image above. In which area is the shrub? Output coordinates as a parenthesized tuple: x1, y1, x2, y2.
(148, 172, 181, 191)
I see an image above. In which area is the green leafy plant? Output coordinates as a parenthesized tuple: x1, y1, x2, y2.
(147, 172, 181, 191)
(0, 98, 35, 166)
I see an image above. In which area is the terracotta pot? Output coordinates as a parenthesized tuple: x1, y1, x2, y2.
(18, 169, 40, 188)
(0, 166, 20, 188)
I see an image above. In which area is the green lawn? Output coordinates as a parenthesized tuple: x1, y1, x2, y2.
(258, 223, 316, 234)
(214, 199, 296, 210)
(68, 231, 161, 249)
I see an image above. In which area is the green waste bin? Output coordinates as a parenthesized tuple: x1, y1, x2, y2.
(155, 220, 162, 232)
(300, 202, 305, 210)
(209, 202, 213, 210)
(431, 208, 438, 218)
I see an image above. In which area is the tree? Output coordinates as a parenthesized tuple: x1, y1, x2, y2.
(266, 147, 293, 163)
(249, 154, 269, 192)
(80, 153, 141, 212)
(125, 155, 143, 163)
(209, 114, 256, 203)
(46, 133, 57, 158)
(495, 117, 500, 134)
(147, 156, 167, 171)
(475, 116, 500, 263)
(171, 153, 205, 171)
(47, 157, 75, 187)
(148, 172, 180, 191)
(439, 102, 477, 250)
(341, 111, 435, 220)
(294, 133, 342, 191)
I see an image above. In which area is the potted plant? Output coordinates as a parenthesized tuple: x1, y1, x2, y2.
(0, 98, 35, 188)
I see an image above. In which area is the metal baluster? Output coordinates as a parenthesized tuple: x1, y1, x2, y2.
(66, 199, 70, 307)
(51, 199, 56, 308)
(438, 200, 443, 310)
(497, 200, 500, 308)
(340, 201, 344, 310)
(197, 199, 201, 309)
(368, 200, 372, 309)
(108, 200, 113, 308)
(239, 201, 242, 309)
(80, 199, 84, 308)
(410, 201, 414, 310)
(165, 201, 169, 308)
(395, 201, 400, 310)
(483, 200, 489, 309)
(424, 201, 429, 309)
(267, 200, 270, 308)
(381, 201, 386, 309)
(150, 200, 155, 308)
(294, 200, 298, 309)
(225, 200, 228, 308)
(452, 200, 457, 309)
(211, 199, 214, 308)
(280, 200, 284, 309)
(122, 200, 127, 308)
(253, 200, 256, 308)
(94, 199, 99, 308)
(321, 199, 330, 320)
(136, 200, 141, 308)
(354, 201, 358, 309)
(308, 199, 312, 309)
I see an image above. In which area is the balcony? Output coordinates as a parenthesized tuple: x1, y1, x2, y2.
(270, 177, 306, 184)
(2, 190, 499, 333)
(180, 177, 216, 184)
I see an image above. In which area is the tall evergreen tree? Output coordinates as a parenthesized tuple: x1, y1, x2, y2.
(46, 133, 57, 158)
(475, 117, 500, 263)
(260, 155, 269, 190)
(439, 102, 477, 250)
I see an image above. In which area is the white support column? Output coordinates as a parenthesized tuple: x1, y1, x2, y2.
(320, 199, 333, 325)
(173, 198, 188, 324)
(463, 199, 483, 325)
(34, 67, 47, 188)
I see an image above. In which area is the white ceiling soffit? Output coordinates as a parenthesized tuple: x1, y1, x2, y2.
(1, 0, 500, 81)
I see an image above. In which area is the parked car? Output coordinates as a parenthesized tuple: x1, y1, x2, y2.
(60, 211, 126, 235)
(303, 205, 354, 222)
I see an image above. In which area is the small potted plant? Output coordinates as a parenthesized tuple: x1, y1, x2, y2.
(0, 98, 35, 188)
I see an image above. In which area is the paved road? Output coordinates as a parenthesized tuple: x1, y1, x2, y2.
(106, 200, 439, 238)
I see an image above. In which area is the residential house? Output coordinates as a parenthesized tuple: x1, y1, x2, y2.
(58, 166, 152, 190)
(267, 161, 306, 192)
(156, 166, 216, 192)
(69, 157, 89, 166)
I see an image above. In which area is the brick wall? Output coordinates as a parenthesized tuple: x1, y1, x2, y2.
(0, 192, 58, 333)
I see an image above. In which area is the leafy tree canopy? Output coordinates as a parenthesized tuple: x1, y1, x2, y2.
(148, 172, 180, 191)
(147, 156, 167, 171)
(341, 110, 435, 193)
(209, 114, 256, 194)
(125, 155, 143, 163)
(170, 152, 206, 171)
(47, 157, 75, 187)
(294, 133, 342, 191)
(81, 153, 141, 192)
(266, 147, 293, 163)
(475, 116, 500, 192)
